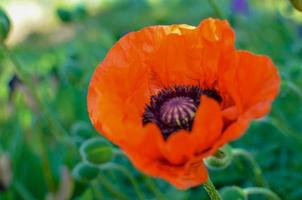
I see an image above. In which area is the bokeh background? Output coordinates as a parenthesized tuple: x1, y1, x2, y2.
(0, 0, 302, 199)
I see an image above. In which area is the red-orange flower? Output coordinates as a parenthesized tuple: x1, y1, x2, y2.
(87, 18, 280, 189)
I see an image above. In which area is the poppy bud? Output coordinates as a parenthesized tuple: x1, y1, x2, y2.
(70, 121, 93, 139)
(289, 0, 302, 12)
(0, 154, 12, 192)
(204, 144, 233, 170)
(219, 186, 247, 200)
(56, 8, 73, 23)
(0, 8, 11, 42)
(72, 163, 99, 182)
(80, 138, 113, 166)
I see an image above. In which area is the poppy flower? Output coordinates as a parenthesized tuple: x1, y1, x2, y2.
(87, 18, 280, 189)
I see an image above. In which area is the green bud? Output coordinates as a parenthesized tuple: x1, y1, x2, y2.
(0, 8, 11, 42)
(80, 138, 113, 166)
(72, 163, 99, 182)
(219, 186, 247, 200)
(204, 144, 233, 170)
(57, 8, 73, 23)
(289, 0, 302, 12)
(70, 121, 93, 139)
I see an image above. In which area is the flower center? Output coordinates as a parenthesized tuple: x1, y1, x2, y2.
(142, 85, 221, 140)
(159, 96, 196, 128)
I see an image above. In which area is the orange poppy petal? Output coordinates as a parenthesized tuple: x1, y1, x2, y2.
(88, 24, 202, 146)
(202, 52, 280, 154)
(155, 95, 223, 165)
(192, 95, 223, 153)
(158, 130, 196, 165)
(198, 18, 235, 46)
(221, 50, 280, 119)
(200, 117, 250, 158)
(148, 18, 236, 88)
(125, 148, 208, 189)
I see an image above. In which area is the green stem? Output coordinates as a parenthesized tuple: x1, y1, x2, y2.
(0, 42, 69, 142)
(244, 187, 281, 200)
(113, 149, 165, 200)
(142, 175, 166, 200)
(232, 149, 268, 188)
(0, 42, 57, 192)
(284, 80, 302, 101)
(203, 178, 221, 200)
(98, 174, 129, 200)
(207, 0, 223, 18)
(99, 163, 145, 200)
(14, 181, 37, 200)
(267, 116, 302, 146)
(91, 180, 104, 200)
(0, 42, 40, 105)
(36, 132, 56, 192)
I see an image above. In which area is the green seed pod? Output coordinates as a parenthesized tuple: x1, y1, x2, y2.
(219, 186, 247, 200)
(80, 138, 113, 166)
(72, 163, 99, 182)
(204, 144, 233, 170)
(57, 8, 73, 23)
(0, 8, 11, 42)
(289, 0, 302, 12)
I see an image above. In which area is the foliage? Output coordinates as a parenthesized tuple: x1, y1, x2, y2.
(0, 0, 302, 199)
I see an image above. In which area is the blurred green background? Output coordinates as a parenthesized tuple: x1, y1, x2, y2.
(0, 0, 302, 199)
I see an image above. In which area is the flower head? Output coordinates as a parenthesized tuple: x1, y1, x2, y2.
(87, 18, 280, 189)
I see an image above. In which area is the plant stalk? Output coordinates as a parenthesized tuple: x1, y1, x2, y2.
(207, 0, 223, 18)
(203, 178, 221, 200)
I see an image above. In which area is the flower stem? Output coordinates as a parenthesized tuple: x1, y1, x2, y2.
(207, 0, 223, 18)
(0, 42, 69, 142)
(143, 175, 167, 200)
(284, 80, 302, 101)
(0, 42, 58, 192)
(99, 163, 145, 200)
(267, 116, 302, 146)
(244, 187, 282, 200)
(14, 181, 37, 200)
(113, 149, 166, 200)
(232, 149, 268, 188)
(0, 42, 39, 102)
(203, 178, 221, 200)
(98, 174, 129, 200)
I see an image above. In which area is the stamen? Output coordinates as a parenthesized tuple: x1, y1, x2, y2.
(142, 85, 221, 140)
(160, 97, 196, 128)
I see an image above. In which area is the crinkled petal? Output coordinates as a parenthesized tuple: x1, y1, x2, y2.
(221, 50, 280, 118)
(125, 148, 209, 189)
(192, 95, 223, 154)
(159, 130, 196, 165)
